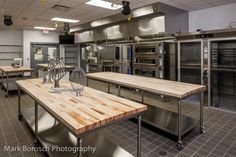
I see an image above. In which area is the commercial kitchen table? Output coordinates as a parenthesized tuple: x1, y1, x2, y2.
(37, 63, 75, 71)
(86, 72, 206, 150)
(16, 78, 147, 157)
(37, 63, 75, 80)
(0, 66, 32, 96)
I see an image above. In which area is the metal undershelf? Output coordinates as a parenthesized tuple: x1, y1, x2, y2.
(2, 78, 18, 91)
(21, 105, 134, 157)
(142, 105, 199, 136)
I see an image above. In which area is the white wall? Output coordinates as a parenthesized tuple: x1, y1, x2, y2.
(0, 30, 22, 45)
(0, 30, 23, 66)
(189, 3, 236, 32)
(23, 30, 60, 67)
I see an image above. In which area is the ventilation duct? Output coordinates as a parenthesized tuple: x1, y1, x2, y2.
(52, 5, 71, 12)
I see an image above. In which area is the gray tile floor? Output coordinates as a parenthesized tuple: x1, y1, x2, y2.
(101, 108, 236, 157)
(0, 85, 236, 157)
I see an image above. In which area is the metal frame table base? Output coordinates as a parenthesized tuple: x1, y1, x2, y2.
(17, 87, 143, 157)
(1, 71, 4, 89)
(87, 78, 205, 150)
(1, 71, 29, 97)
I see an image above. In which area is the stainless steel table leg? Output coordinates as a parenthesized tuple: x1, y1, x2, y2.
(137, 115, 142, 157)
(1, 71, 4, 89)
(77, 137, 83, 157)
(5, 73, 9, 97)
(118, 85, 121, 96)
(141, 90, 144, 103)
(108, 83, 111, 93)
(18, 88, 23, 121)
(86, 78, 89, 87)
(34, 101, 39, 146)
(177, 99, 183, 150)
(200, 92, 205, 134)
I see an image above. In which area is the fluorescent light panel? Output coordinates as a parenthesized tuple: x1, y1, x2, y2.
(34, 26, 56, 30)
(51, 17, 79, 23)
(86, 0, 122, 10)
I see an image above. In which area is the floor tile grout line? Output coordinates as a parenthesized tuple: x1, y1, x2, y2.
(4, 97, 25, 157)
(0, 111, 12, 157)
(174, 109, 225, 157)
(220, 126, 236, 157)
(7, 96, 41, 154)
(8, 96, 40, 157)
(205, 117, 235, 157)
(146, 108, 216, 157)
(1, 85, 236, 157)
(23, 97, 44, 157)
(192, 115, 234, 157)
(202, 114, 234, 155)
(146, 142, 174, 156)
(0, 96, 12, 157)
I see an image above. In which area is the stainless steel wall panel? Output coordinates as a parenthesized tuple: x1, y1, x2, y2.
(96, 27, 108, 41)
(136, 16, 165, 36)
(107, 23, 129, 40)
(156, 2, 188, 34)
(75, 30, 96, 43)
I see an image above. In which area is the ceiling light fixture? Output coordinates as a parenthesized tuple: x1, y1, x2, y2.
(51, 17, 79, 23)
(34, 26, 56, 30)
(86, 0, 122, 10)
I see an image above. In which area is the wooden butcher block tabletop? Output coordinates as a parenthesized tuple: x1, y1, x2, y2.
(16, 78, 147, 135)
(37, 64, 75, 70)
(0, 66, 33, 73)
(86, 72, 206, 99)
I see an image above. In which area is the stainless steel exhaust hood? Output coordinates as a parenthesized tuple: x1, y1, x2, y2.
(176, 28, 236, 40)
(73, 2, 188, 43)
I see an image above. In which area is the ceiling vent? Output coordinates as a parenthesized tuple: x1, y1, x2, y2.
(52, 5, 71, 12)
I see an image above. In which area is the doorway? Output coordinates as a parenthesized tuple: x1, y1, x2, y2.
(30, 43, 59, 76)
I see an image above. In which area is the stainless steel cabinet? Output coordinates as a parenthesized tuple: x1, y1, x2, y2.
(177, 39, 208, 106)
(177, 40, 203, 84)
(208, 38, 236, 112)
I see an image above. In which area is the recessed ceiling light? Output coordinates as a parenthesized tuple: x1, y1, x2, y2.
(34, 26, 56, 30)
(51, 17, 79, 23)
(86, 0, 122, 10)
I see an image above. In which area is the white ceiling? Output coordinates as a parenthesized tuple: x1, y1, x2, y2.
(0, 0, 236, 30)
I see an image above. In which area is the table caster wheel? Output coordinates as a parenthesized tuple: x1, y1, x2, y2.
(5, 94, 8, 98)
(18, 114, 23, 121)
(34, 139, 40, 147)
(200, 126, 205, 134)
(177, 142, 183, 150)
